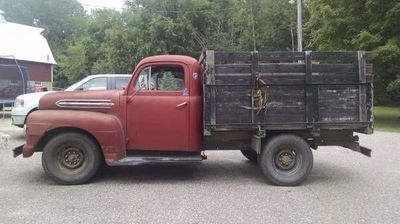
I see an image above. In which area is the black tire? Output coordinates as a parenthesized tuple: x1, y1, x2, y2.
(240, 149, 258, 163)
(258, 134, 313, 186)
(42, 132, 101, 185)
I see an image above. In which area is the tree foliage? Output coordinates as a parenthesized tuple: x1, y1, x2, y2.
(305, 0, 400, 104)
(0, 0, 86, 55)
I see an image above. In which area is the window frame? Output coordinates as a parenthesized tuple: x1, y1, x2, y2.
(132, 63, 187, 94)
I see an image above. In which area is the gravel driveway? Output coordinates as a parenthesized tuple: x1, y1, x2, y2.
(0, 117, 399, 224)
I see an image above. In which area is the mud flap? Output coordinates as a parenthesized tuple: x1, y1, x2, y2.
(250, 135, 262, 154)
(341, 142, 371, 157)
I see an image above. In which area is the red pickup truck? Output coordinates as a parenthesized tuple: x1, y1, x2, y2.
(13, 51, 373, 186)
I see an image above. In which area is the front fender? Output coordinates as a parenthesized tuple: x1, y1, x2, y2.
(24, 110, 126, 163)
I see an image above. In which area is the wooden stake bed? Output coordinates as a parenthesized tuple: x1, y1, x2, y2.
(200, 51, 374, 135)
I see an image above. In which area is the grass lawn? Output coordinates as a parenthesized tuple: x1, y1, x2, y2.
(374, 106, 400, 132)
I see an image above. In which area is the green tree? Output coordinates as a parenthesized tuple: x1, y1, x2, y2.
(305, 0, 400, 104)
(56, 41, 89, 84)
(158, 73, 180, 90)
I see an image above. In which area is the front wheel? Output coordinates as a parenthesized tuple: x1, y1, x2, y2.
(258, 135, 313, 186)
(42, 132, 101, 185)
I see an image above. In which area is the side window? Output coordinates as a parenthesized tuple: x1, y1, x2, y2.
(78, 77, 107, 91)
(115, 77, 130, 90)
(151, 67, 184, 91)
(134, 65, 185, 91)
(135, 68, 150, 90)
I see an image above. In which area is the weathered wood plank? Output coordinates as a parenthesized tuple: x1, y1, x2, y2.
(214, 73, 367, 85)
(214, 52, 252, 64)
(203, 86, 211, 127)
(312, 73, 358, 83)
(358, 51, 367, 122)
(259, 63, 306, 73)
(305, 51, 313, 124)
(263, 113, 305, 122)
(206, 50, 216, 125)
(311, 52, 358, 61)
(358, 51, 367, 83)
(312, 64, 358, 73)
(215, 64, 251, 74)
(215, 87, 251, 102)
(258, 52, 304, 62)
(214, 73, 305, 85)
(251, 51, 259, 123)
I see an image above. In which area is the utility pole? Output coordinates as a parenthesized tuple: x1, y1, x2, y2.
(297, 0, 303, 52)
(251, 0, 256, 52)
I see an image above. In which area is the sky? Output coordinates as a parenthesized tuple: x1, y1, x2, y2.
(78, 0, 126, 13)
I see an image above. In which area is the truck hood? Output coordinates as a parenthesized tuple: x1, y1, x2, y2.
(38, 90, 122, 113)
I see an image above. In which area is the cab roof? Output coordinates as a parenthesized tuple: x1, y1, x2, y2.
(138, 55, 198, 66)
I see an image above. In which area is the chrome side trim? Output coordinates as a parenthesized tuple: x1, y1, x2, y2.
(56, 99, 115, 109)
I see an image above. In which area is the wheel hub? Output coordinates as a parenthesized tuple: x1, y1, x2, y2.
(275, 149, 296, 170)
(60, 147, 84, 169)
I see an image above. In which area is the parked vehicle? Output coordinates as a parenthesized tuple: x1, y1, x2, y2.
(0, 64, 28, 110)
(11, 74, 131, 128)
(13, 51, 373, 186)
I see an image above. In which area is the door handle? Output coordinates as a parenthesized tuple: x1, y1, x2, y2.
(176, 102, 188, 108)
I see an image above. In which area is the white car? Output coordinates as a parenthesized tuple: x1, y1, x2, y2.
(11, 74, 131, 128)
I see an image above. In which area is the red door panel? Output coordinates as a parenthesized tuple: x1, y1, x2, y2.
(126, 62, 191, 151)
(127, 93, 189, 150)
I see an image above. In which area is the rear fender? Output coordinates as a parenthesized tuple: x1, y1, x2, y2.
(24, 110, 126, 164)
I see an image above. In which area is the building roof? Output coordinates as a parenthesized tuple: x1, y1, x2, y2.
(0, 19, 56, 65)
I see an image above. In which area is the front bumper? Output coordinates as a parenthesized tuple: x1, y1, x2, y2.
(12, 144, 36, 158)
(13, 145, 23, 157)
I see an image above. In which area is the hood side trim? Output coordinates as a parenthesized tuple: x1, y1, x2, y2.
(56, 99, 115, 109)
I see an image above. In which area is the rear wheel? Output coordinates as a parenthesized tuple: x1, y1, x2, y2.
(42, 132, 101, 185)
(240, 149, 258, 163)
(258, 134, 313, 186)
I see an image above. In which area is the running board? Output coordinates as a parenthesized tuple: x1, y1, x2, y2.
(110, 153, 206, 166)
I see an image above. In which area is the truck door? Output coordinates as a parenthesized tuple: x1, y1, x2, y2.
(126, 63, 190, 151)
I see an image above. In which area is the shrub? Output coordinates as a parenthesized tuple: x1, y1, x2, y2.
(387, 79, 400, 103)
